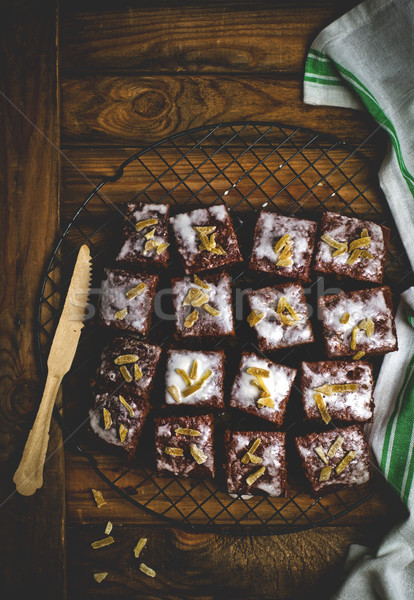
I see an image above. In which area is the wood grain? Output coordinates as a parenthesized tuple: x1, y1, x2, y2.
(60, 145, 384, 220)
(61, 75, 376, 146)
(61, 0, 359, 74)
(65, 451, 403, 528)
(66, 522, 393, 599)
(0, 0, 65, 597)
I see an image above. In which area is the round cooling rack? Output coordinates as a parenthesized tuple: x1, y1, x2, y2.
(36, 122, 414, 535)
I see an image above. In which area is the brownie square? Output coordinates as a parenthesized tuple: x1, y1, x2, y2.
(115, 202, 170, 269)
(300, 361, 374, 424)
(250, 211, 317, 281)
(224, 430, 287, 497)
(312, 211, 390, 283)
(229, 352, 297, 425)
(165, 349, 225, 408)
(172, 272, 235, 339)
(94, 335, 162, 402)
(246, 283, 314, 352)
(170, 204, 242, 274)
(318, 286, 398, 358)
(294, 425, 372, 496)
(154, 414, 215, 479)
(98, 268, 158, 336)
(89, 390, 150, 459)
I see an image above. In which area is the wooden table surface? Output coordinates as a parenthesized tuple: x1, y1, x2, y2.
(1, 1, 407, 599)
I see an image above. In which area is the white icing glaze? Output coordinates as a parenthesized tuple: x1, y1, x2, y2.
(165, 350, 223, 405)
(173, 275, 234, 335)
(315, 213, 386, 279)
(297, 427, 370, 489)
(99, 270, 155, 333)
(155, 421, 214, 473)
(302, 361, 373, 421)
(252, 212, 315, 273)
(230, 354, 295, 419)
(232, 432, 285, 496)
(248, 284, 313, 348)
(89, 399, 144, 448)
(320, 288, 396, 354)
(209, 204, 227, 221)
(117, 203, 168, 261)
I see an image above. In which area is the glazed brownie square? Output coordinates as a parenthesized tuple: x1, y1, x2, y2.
(294, 425, 372, 496)
(115, 202, 170, 269)
(301, 361, 374, 424)
(98, 268, 158, 336)
(94, 335, 162, 401)
(312, 211, 390, 283)
(246, 283, 314, 352)
(172, 272, 235, 339)
(229, 352, 297, 425)
(89, 390, 150, 459)
(170, 204, 242, 274)
(318, 286, 398, 358)
(224, 430, 287, 497)
(154, 414, 215, 479)
(250, 211, 317, 281)
(165, 349, 225, 408)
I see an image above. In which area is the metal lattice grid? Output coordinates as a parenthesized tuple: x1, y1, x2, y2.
(36, 122, 413, 535)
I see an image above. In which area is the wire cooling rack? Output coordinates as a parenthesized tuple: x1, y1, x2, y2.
(36, 122, 413, 534)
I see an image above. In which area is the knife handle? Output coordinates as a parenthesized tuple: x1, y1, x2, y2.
(13, 373, 62, 496)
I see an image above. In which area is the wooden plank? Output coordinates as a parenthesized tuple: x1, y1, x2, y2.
(61, 75, 376, 146)
(66, 522, 395, 599)
(65, 451, 403, 528)
(61, 0, 359, 74)
(60, 145, 384, 220)
(0, 1, 65, 598)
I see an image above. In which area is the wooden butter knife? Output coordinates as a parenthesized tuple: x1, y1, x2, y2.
(13, 244, 92, 496)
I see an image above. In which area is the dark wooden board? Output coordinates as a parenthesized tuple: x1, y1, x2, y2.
(0, 1, 65, 598)
(61, 0, 360, 74)
(61, 75, 376, 146)
(66, 522, 398, 600)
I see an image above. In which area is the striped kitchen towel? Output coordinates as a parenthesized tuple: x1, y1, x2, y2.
(303, 1, 414, 598)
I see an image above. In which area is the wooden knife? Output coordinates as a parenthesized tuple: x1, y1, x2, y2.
(13, 244, 92, 496)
